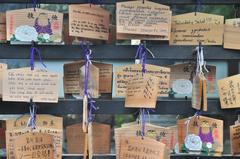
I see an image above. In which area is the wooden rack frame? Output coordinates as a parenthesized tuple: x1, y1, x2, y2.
(1, 0, 240, 159)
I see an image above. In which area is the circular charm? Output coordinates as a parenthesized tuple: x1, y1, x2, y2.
(172, 79, 192, 94)
(184, 134, 202, 151)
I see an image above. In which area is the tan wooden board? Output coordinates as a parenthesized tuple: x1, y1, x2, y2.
(170, 12, 224, 45)
(125, 74, 159, 108)
(69, 5, 110, 40)
(169, 63, 216, 94)
(0, 13, 6, 42)
(116, 1, 171, 37)
(6, 115, 63, 159)
(14, 132, 54, 159)
(177, 115, 223, 154)
(114, 123, 178, 159)
(230, 123, 240, 155)
(114, 64, 170, 97)
(2, 68, 60, 103)
(6, 8, 63, 43)
(66, 122, 111, 154)
(119, 136, 169, 159)
(64, 61, 112, 95)
(217, 74, 240, 109)
(0, 63, 7, 97)
(224, 18, 240, 50)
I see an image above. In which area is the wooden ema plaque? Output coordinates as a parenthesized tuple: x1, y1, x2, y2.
(224, 18, 240, 50)
(14, 132, 54, 159)
(66, 122, 111, 154)
(6, 115, 63, 159)
(2, 68, 60, 103)
(114, 64, 170, 97)
(64, 61, 113, 96)
(119, 136, 169, 159)
(125, 74, 159, 108)
(169, 63, 216, 94)
(6, 8, 63, 43)
(217, 74, 240, 109)
(0, 63, 7, 97)
(115, 123, 178, 159)
(170, 12, 224, 45)
(0, 13, 6, 42)
(116, 1, 171, 40)
(230, 123, 240, 155)
(0, 120, 6, 149)
(69, 4, 110, 40)
(177, 116, 223, 154)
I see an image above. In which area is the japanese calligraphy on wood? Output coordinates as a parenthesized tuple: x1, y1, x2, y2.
(115, 123, 178, 159)
(230, 123, 240, 155)
(69, 5, 110, 40)
(119, 136, 169, 159)
(217, 75, 240, 109)
(170, 12, 224, 45)
(6, 8, 63, 43)
(14, 132, 54, 159)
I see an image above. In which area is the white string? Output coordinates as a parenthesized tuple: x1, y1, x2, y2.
(195, 46, 208, 75)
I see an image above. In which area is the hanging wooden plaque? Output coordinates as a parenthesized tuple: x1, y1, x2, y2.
(6, 8, 63, 43)
(224, 18, 240, 50)
(64, 61, 113, 96)
(14, 132, 54, 159)
(116, 0, 171, 40)
(0, 13, 6, 43)
(114, 64, 170, 97)
(69, 5, 110, 40)
(230, 123, 240, 155)
(125, 74, 159, 108)
(6, 115, 63, 159)
(169, 63, 216, 94)
(177, 115, 223, 154)
(170, 12, 224, 45)
(0, 120, 6, 149)
(217, 74, 240, 109)
(66, 122, 111, 154)
(2, 68, 60, 103)
(119, 136, 169, 159)
(192, 75, 203, 110)
(0, 63, 7, 97)
(115, 123, 178, 159)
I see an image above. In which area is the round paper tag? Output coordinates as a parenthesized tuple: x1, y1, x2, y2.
(184, 134, 202, 151)
(172, 79, 192, 94)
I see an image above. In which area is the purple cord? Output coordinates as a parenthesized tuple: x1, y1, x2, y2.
(81, 41, 98, 123)
(30, 46, 46, 70)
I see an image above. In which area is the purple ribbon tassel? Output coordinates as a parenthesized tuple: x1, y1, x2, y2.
(88, 0, 102, 5)
(32, 0, 39, 11)
(81, 42, 98, 123)
(30, 45, 47, 70)
(135, 43, 149, 138)
(136, 43, 146, 76)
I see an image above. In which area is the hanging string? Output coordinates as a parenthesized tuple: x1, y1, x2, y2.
(195, 0, 202, 15)
(185, 111, 201, 136)
(27, 98, 37, 129)
(195, 43, 208, 75)
(32, 0, 40, 11)
(30, 41, 47, 70)
(81, 41, 98, 123)
(88, 0, 102, 6)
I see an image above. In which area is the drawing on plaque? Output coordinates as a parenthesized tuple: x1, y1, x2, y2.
(177, 116, 223, 154)
(6, 8, 63, 43)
